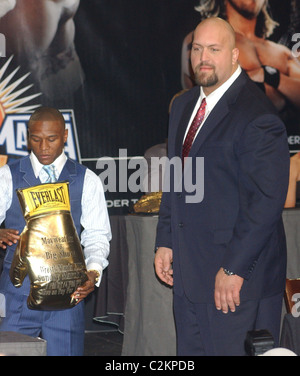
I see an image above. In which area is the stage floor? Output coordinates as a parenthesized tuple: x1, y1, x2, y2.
(84, 329, 123, 356)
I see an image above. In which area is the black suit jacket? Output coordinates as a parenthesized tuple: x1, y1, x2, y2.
(156, 71, 290, 304)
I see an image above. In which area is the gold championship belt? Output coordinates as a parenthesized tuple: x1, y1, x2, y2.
(9, 182, 88, 310)
(133, 192, 162, 214)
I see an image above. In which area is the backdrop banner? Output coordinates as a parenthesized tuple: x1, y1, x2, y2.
(0, 0, 298, 214)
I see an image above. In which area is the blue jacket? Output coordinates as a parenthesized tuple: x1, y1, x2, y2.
(156, 71, 290, 304)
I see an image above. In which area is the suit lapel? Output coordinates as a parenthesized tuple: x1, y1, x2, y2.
(20, 156, 40, 186)
(188, 97, 229, 157)
(186, 71, 247, 158)
(174, 88, 199, 157)
(59, 158, 77, 186)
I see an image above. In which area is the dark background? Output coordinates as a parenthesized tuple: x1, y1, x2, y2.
(73, 0, 293, 161)
(74, 0, 199, 160)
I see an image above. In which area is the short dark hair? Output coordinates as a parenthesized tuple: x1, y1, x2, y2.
(28, 107, 65, 129)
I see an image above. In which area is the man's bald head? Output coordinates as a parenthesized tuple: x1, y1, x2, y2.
(194, 17, 236, 49)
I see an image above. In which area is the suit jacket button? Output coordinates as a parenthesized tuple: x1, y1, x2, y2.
(178, 222, 183, 228)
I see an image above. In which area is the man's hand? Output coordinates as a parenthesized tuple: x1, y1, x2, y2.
(154, 247, 173, 286)
(214, 268, 244, 314)
(71, 270, 99, 304)
(0, 228, 20, 249)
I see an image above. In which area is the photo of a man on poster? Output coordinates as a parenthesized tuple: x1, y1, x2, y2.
(0, 0, 84, 107)
(181, 0, 300, 151)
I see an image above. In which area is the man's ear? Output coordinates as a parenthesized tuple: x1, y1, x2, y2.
(232, 47, 239, 65)
(64, 128, 68, 143)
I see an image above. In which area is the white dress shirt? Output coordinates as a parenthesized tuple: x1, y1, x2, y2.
(0, 152, 111, 286)
(183, 65, 242, 142)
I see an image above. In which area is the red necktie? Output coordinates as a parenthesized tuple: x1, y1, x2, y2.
(182, 98, 206, 162)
